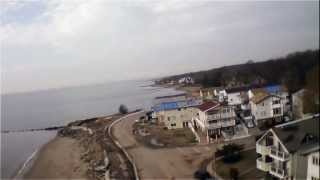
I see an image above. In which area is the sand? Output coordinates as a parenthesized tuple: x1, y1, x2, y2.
(24, 136, 88, 179)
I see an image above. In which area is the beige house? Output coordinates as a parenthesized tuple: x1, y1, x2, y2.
(156, 107, 198, 129)
(256, 115, 319, 180)
(152, 93, 202, 129)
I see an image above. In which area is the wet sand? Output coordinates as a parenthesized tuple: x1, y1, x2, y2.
(24, 136, 88, 179)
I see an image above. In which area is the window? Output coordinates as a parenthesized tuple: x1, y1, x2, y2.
(311, 177, 319, 180)
(171, 123, 176, 127)
(273, 108, 281, 115)
(312, 156, 319, 166)
(272, 100, 280, 104)
(167, 117, 170, 121)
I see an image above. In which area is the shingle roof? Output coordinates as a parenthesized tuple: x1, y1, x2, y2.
(197, 101, 219, 112)
(251, 89, 280, 104)
(273, 116, 319, 153)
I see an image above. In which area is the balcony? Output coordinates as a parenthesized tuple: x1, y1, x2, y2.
(270, 146, 289, 161)
(207, 112, 235, 120)
(220, 120, 235, 127)
(256, 144, 271, 155)
(270, 163, 288, 179)
(256, 157, 271, 172)
(208, 123, 221, 129)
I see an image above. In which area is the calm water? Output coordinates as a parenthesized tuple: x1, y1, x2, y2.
(1, 80, 180, 178)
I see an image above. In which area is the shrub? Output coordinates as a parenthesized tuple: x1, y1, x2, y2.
(216, 143, 244, 163)
(119, 104, 128, 114)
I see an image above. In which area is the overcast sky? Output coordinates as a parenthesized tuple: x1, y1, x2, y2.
(1, 0, 319, 94)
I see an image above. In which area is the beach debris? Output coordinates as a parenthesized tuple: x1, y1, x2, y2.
(58, 126, 93, 138)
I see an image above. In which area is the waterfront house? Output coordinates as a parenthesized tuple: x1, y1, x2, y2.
(249, 89, 284, 126)
(192, 101, 236, 143)
(256, 115, 319, 180)
(152, 94, 202, 129)
(264, 85, 291, 114)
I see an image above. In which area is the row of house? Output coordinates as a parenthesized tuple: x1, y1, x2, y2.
(150, 84, 318, 180)
(152, 93, 237, 143)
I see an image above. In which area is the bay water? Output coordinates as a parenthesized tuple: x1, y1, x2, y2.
(1, 80, 180, 178)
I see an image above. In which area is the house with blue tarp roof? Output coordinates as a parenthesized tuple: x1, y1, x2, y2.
(151, 94, 202, 129)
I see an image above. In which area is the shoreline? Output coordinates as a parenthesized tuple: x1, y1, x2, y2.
(21, 112, 136, 179)
(23, 135, 89, 179)
(14, 147, 40, 179)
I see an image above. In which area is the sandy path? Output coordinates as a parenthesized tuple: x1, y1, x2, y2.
(112, 113, 215, 179)
(24, 136, 88, 179)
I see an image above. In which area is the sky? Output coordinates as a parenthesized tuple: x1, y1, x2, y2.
(0, 0, 319, 94)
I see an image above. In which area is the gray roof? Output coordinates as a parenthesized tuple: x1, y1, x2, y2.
(273, 116, 319, 153)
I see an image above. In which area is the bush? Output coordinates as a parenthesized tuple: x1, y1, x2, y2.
(216, 144, 244, 164)
(229, 168, 239, 180)
(119, 104, 128, 114)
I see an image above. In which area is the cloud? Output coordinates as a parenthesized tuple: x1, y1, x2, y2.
(1, 0, 319, 94)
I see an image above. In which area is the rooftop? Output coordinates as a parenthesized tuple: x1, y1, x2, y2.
(273, 115, 319, 153)
(251, 89, 280, 104)
(197, 101, 219, 112)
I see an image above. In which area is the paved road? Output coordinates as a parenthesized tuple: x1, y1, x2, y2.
(112, 112, 255, 179)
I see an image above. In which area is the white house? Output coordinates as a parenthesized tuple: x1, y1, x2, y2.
(264, 85, 291, 114)
(249, 90, 284, 126)
(218, 90, 227, 103)
(192, 101, 236, 143)
(225, 88, 248, 106)
(256, 115, 319, 180)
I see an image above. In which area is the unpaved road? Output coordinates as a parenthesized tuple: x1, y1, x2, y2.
(112, 112, 216, 179)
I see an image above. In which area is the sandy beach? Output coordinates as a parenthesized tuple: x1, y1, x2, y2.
(24, 136, 88, 179)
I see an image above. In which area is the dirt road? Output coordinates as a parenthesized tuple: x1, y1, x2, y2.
(112, 112, 217, 179)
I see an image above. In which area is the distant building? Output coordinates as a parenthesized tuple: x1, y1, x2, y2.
(192, 101, 236, 143)
(152, 93, 202, 129)
(256, 115, 319, 180)
(178, 76, 194, 85)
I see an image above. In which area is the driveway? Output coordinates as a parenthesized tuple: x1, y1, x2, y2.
(112, 112, 255, 179)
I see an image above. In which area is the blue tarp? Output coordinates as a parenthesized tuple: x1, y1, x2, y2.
(152, 99, 201, 112)
(264, 85, 281, 94)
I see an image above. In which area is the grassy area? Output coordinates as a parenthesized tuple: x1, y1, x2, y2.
(215, 149, 265, 180)
(133, 122, 197, 148)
